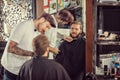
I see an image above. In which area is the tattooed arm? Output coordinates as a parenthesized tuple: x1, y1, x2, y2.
(8, 40, 34, 56)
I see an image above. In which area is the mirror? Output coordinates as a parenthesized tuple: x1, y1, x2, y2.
(0, 0, 86, 79)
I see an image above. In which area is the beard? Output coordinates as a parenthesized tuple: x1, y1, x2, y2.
(70, 33, 80, 38)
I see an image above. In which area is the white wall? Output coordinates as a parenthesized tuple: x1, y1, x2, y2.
(81, 0, 86, 33)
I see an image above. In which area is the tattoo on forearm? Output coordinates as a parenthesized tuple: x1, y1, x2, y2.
(8, 42, 33, 56)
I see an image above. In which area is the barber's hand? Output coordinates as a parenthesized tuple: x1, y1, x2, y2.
(63, 36, 73, 42)
(53, 48, 60, 54)
(49, 46, 60, 54)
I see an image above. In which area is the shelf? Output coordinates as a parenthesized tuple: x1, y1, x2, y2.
(95, 1, 120, 76)
(97, 75, 120, 80)
(97, 43, 120, 54)
(97, 2, 120, 6)
(96, 40, 120, 45)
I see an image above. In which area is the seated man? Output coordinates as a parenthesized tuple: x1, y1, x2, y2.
(17, 34, 71, 80)
(55, 21, 86, 80)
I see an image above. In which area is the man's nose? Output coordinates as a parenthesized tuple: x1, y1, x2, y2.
(72, 29, 76, 32)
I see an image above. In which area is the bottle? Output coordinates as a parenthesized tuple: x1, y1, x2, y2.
(111, 67, 115, 78)
(116, 66, 120, 77)
(112, 54, 115, 62)
(104, 65, 108, 79)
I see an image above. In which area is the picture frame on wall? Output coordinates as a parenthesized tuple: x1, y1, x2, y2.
(43, 0, 49, 13)
(43, 0, 70, 14)
(58, 0, 64, 11)
(44, 0, 49, 8)
(64, 0, 70, 8)
(48, 0, 57, 14)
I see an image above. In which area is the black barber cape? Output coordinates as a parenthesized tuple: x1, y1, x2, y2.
(17, 56, 71, 80)
(55, 35, 86, 80)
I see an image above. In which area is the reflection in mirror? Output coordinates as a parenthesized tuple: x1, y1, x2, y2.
(0, 0, 86, 79)
(56, 0, 86, 45)
(54, 0, 86, 80)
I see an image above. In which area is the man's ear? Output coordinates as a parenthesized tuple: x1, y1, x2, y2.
(39, 17, 46, 23)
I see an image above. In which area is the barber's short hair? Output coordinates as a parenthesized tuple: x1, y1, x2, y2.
(38, 12, 56, 27)
(33, 34, 49, 56)
(58, 9, 74, 23)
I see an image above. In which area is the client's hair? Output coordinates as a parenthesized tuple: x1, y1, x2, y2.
(33, 34, 49, 56)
